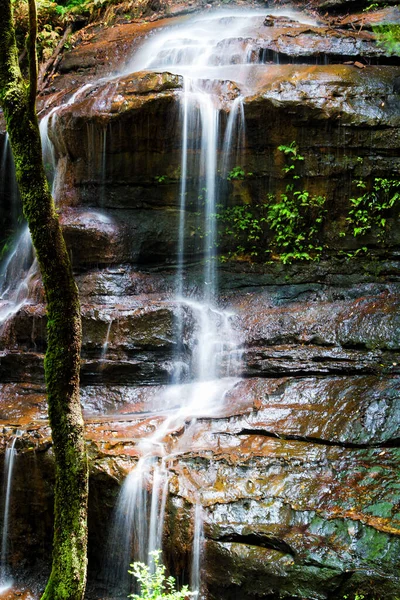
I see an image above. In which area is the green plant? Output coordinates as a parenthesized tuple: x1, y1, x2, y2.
(155, 174, 168, 183)
(363, 2, 379, 11)
(217, 142, 327, 263)
(129, 550, 194, 600)
(266, 142, 326, 262)
(227, 165, 252, 180)
(346, 177, 400, 238)
(373, 24, 400, 55)
(266, 188, 326, 263)
(278, 140, 304, 172)
(217, 145, 398, 264)
(216, 203, 266, 258)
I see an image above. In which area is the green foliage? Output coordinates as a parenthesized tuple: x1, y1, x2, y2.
(267, 142, 326, 263)
(227, 166, 245, 180)
(129, 551, 194, 600)
(217, 143, 400, 264)
(216, 203, 267, 259)
(0, 239, 12, 261)
(38, 22, 62, 60)
(278, 140, 305, 169)
(346, 176, 400, 239)
(363, 2, 379, 11)
(373, 24, 400, 56)
(11, 0, 109, 61)
(266, 188, 326, 264)
(12, 0, 64, 60)
(227, 166, 252, 181)
(155, 174, 168, 184)
(218, 142, 327, 263)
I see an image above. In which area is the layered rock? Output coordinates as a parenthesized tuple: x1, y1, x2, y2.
(0, 3, 400, 600)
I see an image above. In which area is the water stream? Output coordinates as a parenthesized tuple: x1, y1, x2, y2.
(191, 503, 204, 595)
(0, 85, 94, 330)
(105, 9, 297, 596)
(0, 436, 19, 592)
(0, 7, 317, 596)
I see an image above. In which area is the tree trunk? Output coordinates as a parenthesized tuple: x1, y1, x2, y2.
(0, 2, 88, 599)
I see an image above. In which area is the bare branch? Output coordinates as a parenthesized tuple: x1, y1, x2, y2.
(38, 25, 72, 93)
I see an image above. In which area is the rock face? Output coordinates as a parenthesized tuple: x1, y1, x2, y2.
(0, 3, 400, 600)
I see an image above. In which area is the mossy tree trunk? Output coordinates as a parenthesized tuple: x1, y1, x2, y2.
(0, 2, 88, 599)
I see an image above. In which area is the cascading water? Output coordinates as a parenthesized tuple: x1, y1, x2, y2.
(191, 503, 204, 595)
(100, 319, 113, 362)
(0, 435, 19, 592)
(0, 7, 318, 597)
(0, 84, 95, 331)
(0, 133, 37, 327)
(105, 9, 315, 597)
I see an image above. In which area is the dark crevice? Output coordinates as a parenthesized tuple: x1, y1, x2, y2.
(241, 367, 383, 378)
(214, 532, 296, 556)
(259, 49, 400, 67)
(236, 427, 400, 449)
(328, 569, 358, 599)
(322, 0, 398, 16)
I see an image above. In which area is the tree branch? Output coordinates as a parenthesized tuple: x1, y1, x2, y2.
(28, 0, 38, 113)
(0, 0, 23, 96)
(38, 24, 72, 93)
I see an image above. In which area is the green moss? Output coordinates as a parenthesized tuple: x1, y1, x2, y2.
(364, 502, 394, 518)
(0, 2, 88, 598)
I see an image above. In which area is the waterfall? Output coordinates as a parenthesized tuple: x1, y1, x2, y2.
(100, 319, 113, 362)
(0, 436, 19, 591)
(0, 132, 36, 328)
(221, 95, 246, 179)
(0, 84, 95, 331)
(105, 10, 285, 596)
(191, 503, 204, 597)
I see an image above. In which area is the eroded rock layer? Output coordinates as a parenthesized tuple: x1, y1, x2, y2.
(0, 3, 399, 600)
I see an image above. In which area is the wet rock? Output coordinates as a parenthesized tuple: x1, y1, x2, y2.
(2, 5, 400, 599)
(199, 375, 400, 446)
(169, 436, 400, 598)
(44, 63, 400, 264)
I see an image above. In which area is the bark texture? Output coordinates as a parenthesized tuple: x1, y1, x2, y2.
(0, 2, 88, 599)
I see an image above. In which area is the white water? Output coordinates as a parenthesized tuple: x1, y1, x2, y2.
(0, 137, 37, 328)
(191, 503, 204, 596)
(100, 319, 113, 362)
(0, 84, 95, 331)
(106, 8, 298, 596)
(126, 8, 317, 81)
(0, 6, 316, 595)
(0, 436, 19, 591)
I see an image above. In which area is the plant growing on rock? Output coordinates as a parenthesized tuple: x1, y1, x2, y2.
(217, 142, 327, 263)
(374, 23, 400, 56)
(129, 551, 194, 600)
(227, 165, 253, 180)
(344, 170, 400, 240)
(266, 142, 327, 263)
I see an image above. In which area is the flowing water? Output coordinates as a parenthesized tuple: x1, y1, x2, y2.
(0, 85, 94, 330)
(0, 6, 317, 596)
(191, 503, 204, 594)
(100, 319, 113, 362)
(0, 436, 19, 592)
(106, 8, 318, 596)
(0, 134, 37, 327)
